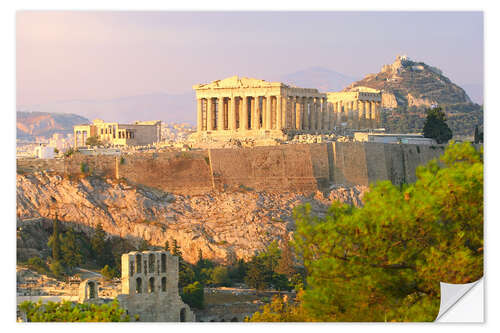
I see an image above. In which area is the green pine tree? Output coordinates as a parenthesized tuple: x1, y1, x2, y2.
(422, 107, 453, 144)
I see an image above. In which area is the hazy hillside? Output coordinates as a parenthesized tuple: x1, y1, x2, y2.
(17, 111, 89, 140)
(17, 92, 196, 126)
(279, 66, 359, 92)
(344, 55, 483, 138)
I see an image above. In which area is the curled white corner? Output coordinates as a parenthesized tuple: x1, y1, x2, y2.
(435, 278, 484, 322)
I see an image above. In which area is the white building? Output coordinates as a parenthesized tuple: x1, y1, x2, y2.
(354, 132, 437, 145)
(34, 145, 56, 159)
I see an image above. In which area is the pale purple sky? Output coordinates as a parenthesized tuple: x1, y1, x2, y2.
(17, 11, 483, 106)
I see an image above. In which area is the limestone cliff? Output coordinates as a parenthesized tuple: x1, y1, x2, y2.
(17, 172, 367, 264)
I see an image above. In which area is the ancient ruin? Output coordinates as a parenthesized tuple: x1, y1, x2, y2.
(193, 76, 329, 140)
(326, 86, 382, 129)
(76, 250, 195, 322)
(74, 119, 161, 147)
(193, 76, 383, 141)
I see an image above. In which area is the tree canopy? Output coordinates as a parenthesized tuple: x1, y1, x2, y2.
(249, 142, 482, 322)
(19, 300, 129, 322)
(422, 107, 453, 144)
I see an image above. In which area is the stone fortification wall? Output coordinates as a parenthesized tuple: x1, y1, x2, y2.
(118, 151, 213, 195)
(17, 143, 447, 193)
(209, 144, 328, 192)
(331, 142, 445, 186)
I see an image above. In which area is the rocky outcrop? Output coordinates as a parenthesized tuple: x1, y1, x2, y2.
(344, 55, 472, 108)
(17, 172, 367, 264)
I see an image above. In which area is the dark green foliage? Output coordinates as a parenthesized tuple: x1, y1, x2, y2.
(91, 223, 114, 267)
(101, 265, 119, 280)
(474, 125, 483, 143)
(27, 257, 49, 275)
(49, 260, 64, 277)
(181, 281, 204, 309)
(228, 259, 247, 283)
(60, 228, 82, 270)
(422, 107, 453, 143)
(382, 103, 482, 139)
(47, 218, 62, 261)
(244, 242, 291, 291)
(292, 142, 483, 321)
(210, 267, 230, 286)
(164, 240, 170, 252)
(171, 239, 182, 257)
(19, 299, 129, 322)
(85, 136, 101, 147)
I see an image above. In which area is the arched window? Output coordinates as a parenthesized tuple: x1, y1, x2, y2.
(88, 281, 96, 299)
(161, 277, 167, 292)
(149, 254, 155, 273)
(136, 277, 142, 294)
(148, 277, 155, 293)
(161, 254, 166, 273)
(136, 255, 142, 274)
(180, 308, 186, 322)
(129, 260, 135, 276)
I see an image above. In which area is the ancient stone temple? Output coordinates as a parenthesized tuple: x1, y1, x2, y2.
(193, 76, 330, 140)
(326, 87, 382, 130)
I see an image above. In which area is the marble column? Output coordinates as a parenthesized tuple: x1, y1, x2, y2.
(276, 96, 282, 130)
(318, 98, 323, 130)
(265, 96, 272, 130)
(197, 98, 202, 132)
(303, 98, 309, 130)
(207, 98, 214, 131)
(290, 97, 296, 130)
(241, 96, 248, 130)
(296, 97, 302, 130)
(217, 97, 225, 131)
(229, 97, 237, 130)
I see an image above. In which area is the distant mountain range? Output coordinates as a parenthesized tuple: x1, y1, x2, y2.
(17, 111, 89, 140)
(279, 66, 359, 92)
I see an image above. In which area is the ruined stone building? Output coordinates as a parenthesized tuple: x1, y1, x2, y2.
(327, 86, 382, 130)
(193, 76, 328, 140)
(193, 76, 383, 140)
(78, 250, 195, 322)
(74, 119, 161, 147)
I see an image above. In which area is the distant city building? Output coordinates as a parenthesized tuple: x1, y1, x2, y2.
(354, 132, 437, 145)
(34, 145, 56, 159)
(74, 119, 161, 147)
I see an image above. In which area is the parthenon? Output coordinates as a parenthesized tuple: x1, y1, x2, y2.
(193, 76, 382, 140)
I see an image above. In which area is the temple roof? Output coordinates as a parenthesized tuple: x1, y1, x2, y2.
(193, 75, 287, 90)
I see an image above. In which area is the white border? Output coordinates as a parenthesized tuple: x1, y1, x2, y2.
(3, 1, 497, 332)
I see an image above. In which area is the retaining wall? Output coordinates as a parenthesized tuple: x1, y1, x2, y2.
(16, 143, 448, 194)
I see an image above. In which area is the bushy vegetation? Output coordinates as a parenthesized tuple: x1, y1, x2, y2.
(19, 299, 129, 322)
(85, 136, 102, 147)
(43, 220, 123, 278)
(382, 103, 482, 139)
(248, 142, 483, 322)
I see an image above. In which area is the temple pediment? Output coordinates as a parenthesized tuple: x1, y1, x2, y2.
(193, 76, 285, 90)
